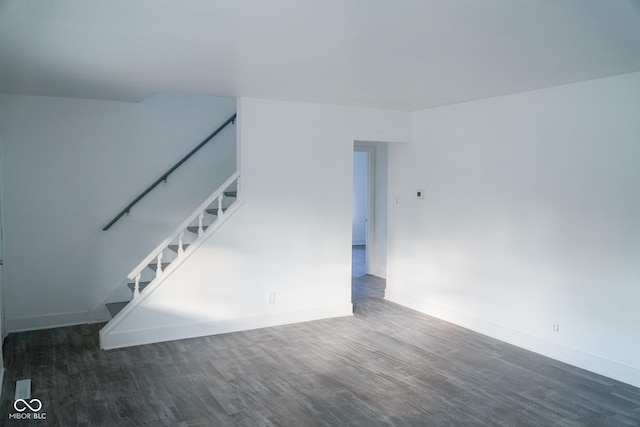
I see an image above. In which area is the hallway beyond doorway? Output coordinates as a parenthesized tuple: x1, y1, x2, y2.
(351, 245, 385, 302)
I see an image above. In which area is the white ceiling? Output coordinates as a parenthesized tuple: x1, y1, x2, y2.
(1, 0, 640, 110)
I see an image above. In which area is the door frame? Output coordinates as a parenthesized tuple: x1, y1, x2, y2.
(354, 145, 376, 275)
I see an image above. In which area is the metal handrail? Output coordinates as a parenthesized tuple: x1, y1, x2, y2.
(102, 113, 236, 231)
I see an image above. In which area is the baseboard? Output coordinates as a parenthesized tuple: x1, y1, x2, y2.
(100, 303, 353, 350)
(385, 290, 640, 389)
(370, 268, 386, 279)
(6, 311, 88, 333)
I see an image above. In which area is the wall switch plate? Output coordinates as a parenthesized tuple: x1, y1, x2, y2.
(416, 189, 425, 199)
(268, 292, 276, 304)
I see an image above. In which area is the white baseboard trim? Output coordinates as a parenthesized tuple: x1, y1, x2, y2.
(370, 268, 386, 279)
(385, 289, 640, 389)
(6, 311, 89, 333)
(100, 303, 353, 350)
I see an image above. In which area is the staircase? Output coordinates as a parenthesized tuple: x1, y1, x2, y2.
(99, 173, 242, 348)
(98, 113, 242, 349)
(104, 176, 240, 314)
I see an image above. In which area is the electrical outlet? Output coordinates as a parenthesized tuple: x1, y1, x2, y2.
(553, 323, 560, 332)
(268, 292, 276, 304)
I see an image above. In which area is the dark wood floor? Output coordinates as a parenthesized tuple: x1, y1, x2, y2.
(1, 249, 638, 425)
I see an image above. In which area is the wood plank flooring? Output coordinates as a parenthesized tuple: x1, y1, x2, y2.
(0, 250, 638, 425)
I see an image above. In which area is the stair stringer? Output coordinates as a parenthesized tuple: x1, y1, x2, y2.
(99, 198, 244, 349)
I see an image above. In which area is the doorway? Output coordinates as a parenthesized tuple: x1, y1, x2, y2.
(352, 143, 387, 303)
(352, 149, 370, 276)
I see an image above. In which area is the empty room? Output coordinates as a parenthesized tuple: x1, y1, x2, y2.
(1, 1, 639, 425)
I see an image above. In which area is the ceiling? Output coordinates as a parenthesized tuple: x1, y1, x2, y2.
(1, 0, 640, 111)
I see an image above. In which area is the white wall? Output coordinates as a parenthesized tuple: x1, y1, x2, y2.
(102, 98, 410, 348)
(352, 151, 368, 245)
(386, 72, 640, 387)
(0, 94, 236, 331)
(0, 136, 5, 391)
